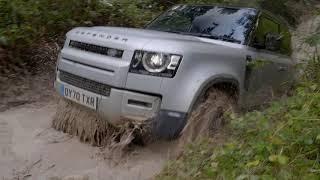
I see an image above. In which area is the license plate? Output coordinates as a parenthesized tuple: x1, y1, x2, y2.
(61, 84, 99, 110)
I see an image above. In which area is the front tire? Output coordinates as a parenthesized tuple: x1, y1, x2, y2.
(178, 88, 235, 144)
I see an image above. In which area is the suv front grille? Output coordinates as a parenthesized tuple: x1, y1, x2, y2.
(59, 70, 111, 97)
(69, 40, 123, 58)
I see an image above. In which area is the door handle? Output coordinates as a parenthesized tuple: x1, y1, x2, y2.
(246, 55, 253, 63)
(278, 66, 288, 71)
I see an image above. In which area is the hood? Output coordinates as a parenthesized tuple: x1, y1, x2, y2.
(91, 26, 202, 41)
(66, 26, 242, 51)
(66, 26, 200, 50)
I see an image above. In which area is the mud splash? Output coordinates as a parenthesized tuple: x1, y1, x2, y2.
(52, 99, 150, 153)
(177, 89, 235, 152)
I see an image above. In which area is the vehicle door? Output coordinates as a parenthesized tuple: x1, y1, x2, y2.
(276, 23, 295, 95)
(244, 13, 292, 108)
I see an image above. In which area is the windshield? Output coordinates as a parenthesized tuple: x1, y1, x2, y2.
(146, 5, 258, 44)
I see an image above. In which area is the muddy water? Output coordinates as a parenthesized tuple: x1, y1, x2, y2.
(0, 112, 19, 178)
(0, 103, 176, 180)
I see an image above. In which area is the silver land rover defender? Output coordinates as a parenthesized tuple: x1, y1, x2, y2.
(55, 5, 294, 139)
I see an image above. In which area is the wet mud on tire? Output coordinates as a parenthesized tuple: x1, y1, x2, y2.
(177, 88, 235, 152)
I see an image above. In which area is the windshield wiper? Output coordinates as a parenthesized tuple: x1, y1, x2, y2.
(185, 32, 241, 44)
(216, 36, 242, 44)
(163, 30, 241, 44)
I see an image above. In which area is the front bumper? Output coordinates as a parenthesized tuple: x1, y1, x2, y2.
(54, 71, 188, 138)
(54, 78, 161, 126)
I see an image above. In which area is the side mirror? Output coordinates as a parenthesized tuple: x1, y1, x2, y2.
(265, 32, 282, 51)
(252, 40, 265, 49)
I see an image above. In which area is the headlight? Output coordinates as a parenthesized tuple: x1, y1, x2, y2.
(129, 50, 182, 78)
(142, 52, 170, 72)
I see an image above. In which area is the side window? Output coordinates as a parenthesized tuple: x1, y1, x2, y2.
(279, 24, 292, 56)
(252, 15, 280, 51)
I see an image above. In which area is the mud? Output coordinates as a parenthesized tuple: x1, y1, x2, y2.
(176, 89, 235, 154)
(52, 99, 111, 146)
(0, 71, 56, 112)
(0, 103, 176, 180)
(52, 99, 151, 152)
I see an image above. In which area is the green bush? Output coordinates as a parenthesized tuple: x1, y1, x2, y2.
(159, 95, 320, 179)
(0, 0, 312, 49)
(0, 0, 164, 48)
(0, 0, 314, 56)
(1, 0, 100, 47)
(0, 0, 163, 68)
(157, 59, 320, 179)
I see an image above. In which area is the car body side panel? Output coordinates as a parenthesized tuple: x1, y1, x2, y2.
(243, 47, 293, 108)
(131, 38, 248, 113)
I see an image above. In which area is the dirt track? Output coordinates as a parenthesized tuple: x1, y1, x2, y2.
(0, 102, 176, 180)
(0, 58, 176, 179)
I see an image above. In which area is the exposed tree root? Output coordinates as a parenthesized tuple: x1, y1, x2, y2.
(52, 99, 151, 152)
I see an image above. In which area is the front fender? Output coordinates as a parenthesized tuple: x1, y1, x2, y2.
(188, 75, 240, 113)
(159, 53, 245, 114)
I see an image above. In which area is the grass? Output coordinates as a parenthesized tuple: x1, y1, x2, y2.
(157, 57, 320, 179)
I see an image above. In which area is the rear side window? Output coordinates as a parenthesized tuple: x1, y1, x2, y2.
(252, 14, 292, 56)
(252, 15, 280, 49)
(279, 24, 292, 55)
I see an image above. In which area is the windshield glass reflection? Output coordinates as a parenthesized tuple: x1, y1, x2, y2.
(146, 5, 258, 44)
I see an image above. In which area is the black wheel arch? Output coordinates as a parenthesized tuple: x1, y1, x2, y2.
(188, 77, 240, 115)
(152, 77, 240, 140)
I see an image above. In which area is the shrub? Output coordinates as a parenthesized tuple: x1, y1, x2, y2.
(157, 57, 320, 179)
(0, 0, 162, 73)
